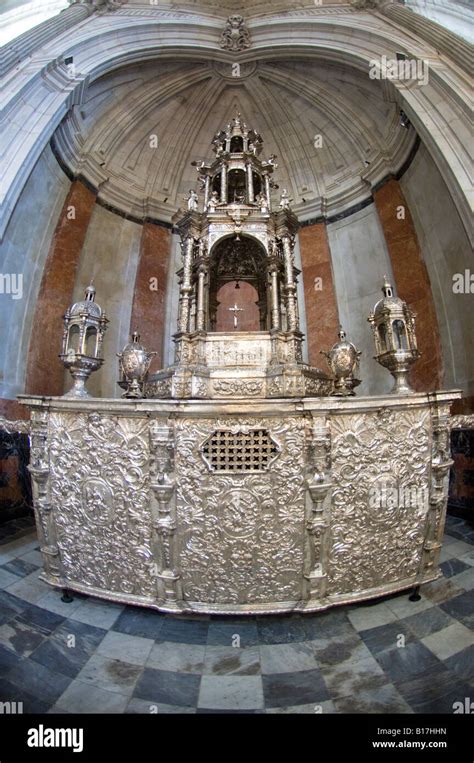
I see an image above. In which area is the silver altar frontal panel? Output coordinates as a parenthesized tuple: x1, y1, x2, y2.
(20, 390, 460, 615)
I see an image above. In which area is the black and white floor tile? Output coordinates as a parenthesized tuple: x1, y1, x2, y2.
(0, 514, 472, 714)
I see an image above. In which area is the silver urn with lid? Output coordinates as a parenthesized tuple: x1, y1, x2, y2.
(321, 327, 361, 396)
(117, 331, 157, 399)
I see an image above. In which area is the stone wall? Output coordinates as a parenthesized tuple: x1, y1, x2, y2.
(70, 205, 142, 399)
(326, 204, 396, 397)
(374, 179, 443, 393)
(25, 180, 97, 396)
(0, 144, 70, 401)
(400, 144, 474, 399)
(130, 222, 172, 373)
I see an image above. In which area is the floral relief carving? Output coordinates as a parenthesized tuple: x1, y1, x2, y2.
(327, 408, 431, 594)
(29, 394, 455, 614)
(49, 412, 154, 596)
(212, 379, 263, 397)
(144, 379, 172, 398)
(174, 416, 306, 604)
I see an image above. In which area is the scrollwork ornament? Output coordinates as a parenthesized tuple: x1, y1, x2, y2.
(327, 409, 431, 593)
(212, 379, 263, 397)
(144, 378, 172, 398)
(172, 379, 192, 398)
(219, 15, 251, 52)
(49, 412, 154, 597)
(174, 416, 306, 604)
(450, 414, 474, 430)
(69, 1, 127, 15)
(350, 0, 380, 9)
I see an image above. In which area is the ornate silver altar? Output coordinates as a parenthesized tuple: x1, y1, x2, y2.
(145, 114, 332, 400)
(17, 115, 462, 615)
(19, 391, 460, 614)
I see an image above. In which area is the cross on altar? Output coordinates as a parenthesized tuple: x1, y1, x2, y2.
(228, 303, 244, 329)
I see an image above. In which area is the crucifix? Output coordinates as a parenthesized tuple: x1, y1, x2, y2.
(228, 303, 244, 329)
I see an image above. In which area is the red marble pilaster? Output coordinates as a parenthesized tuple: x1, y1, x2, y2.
(451, 396, 474, 415)
(374, 180, 443, 391)
(25, 181, 96, 396)
(0, 399, 29, 421)
(130, 223, 171, 371)
(298, 223, 340, 366)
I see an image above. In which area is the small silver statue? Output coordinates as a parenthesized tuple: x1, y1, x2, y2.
(256, 192, 268, 212)
(321, 327, 361, 396)
(187, 189, 198, 212)
(262, 154, 278, 170)
(207, 190, 219, 211)
(60, 282, 108, 398)
(279, 189, 292, 210)
(117, 331, 157, 398)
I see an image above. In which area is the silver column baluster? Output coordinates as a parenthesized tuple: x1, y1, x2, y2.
(282, 235, 298, 331)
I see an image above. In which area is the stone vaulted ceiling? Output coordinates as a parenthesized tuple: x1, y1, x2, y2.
(53, 53, 416, 224)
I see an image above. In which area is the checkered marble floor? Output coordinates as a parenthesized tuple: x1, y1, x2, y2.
(0, 514, 472, 714)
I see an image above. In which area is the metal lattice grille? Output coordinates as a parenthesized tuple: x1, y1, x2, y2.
(202, 429, 279, 472)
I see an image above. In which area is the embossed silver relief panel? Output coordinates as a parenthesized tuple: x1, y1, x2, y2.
(24, 392, 458, 615)
(327, 408, 431, 594)
(174, 417, 307, 604)
(206, 337, 271, 367)
(48, 412, 155, 597)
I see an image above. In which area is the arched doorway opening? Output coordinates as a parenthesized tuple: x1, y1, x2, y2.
(215, 281, 260, 331)
(209, 235, 268, 332)
(227, 169, 247, 204)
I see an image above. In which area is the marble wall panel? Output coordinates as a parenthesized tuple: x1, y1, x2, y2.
(25, 180, 96, 396)
(374, 179, 443, 392)
(70, 205, 142, 398)
(130, 222, 171, 373)
(0, 144, 70, 402)
(327, 204, 396, 396)
(400, 144, 473, 399)
(298, 222, 340, 368)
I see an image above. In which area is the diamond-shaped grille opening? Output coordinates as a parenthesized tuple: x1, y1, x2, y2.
(202, 429, 279, 472)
